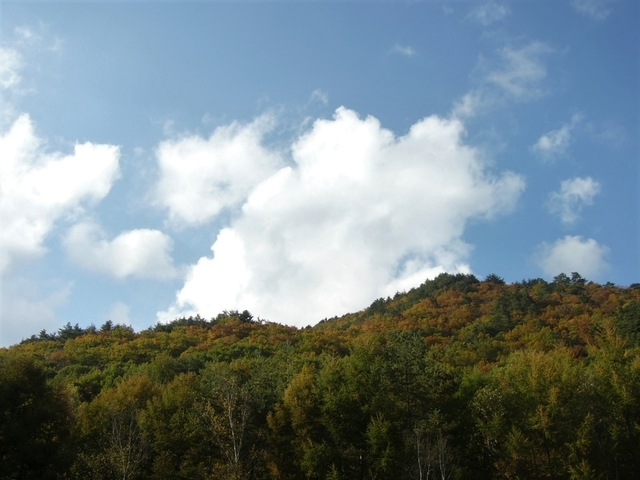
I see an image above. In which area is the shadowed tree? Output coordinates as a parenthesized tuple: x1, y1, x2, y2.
(0, 355, 73, 479)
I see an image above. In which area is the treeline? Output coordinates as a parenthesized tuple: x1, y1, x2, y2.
(1, 273, 639, 479)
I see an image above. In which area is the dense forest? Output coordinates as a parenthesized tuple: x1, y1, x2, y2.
(1, 273, 639, 480)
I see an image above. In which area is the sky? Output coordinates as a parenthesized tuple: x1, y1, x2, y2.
(0, 0, 638, 346)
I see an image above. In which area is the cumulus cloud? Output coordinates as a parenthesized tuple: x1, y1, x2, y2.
(390, 44, 417, 57)
(63, 222, 177, 280)
(153, 114, 283, 226)
(536, 235, 610, 279)
(452, 41, 554, 118)
(467, 2, 511, 26)
(531, 114, 583, 161)
(548, 176, 600, 225)
(572, 0, 617, 20)
(0, 114, 121, 273)
(159, 107, 525, 326)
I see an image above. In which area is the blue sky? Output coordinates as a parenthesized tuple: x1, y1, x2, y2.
(1, 0, 637, 346)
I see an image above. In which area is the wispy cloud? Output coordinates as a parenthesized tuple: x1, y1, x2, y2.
(547, 176, 600, 225)
(467, 2, 511, 26)
(531, 113, 583, 161)
(158, 107, 525, 326)
(451, 91, 492, 119)
(486, 42, 555, 99)
(14, 26, 40, 44)
(390, 44, 417, 57)
(10, 24, 62, 56)
(0, 47, 23, 90)
(452, 41, 555, 118)
(1, 24, 64, 128)
(587, 121, 626, 148)
(310, 89, 329, 105)
(572, 0, 617, 20)
(536, 235, 609, 279)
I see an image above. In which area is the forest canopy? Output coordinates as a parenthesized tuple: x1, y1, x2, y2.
(1, 273, 639, 479)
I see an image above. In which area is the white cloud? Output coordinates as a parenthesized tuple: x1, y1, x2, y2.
(390, 44, 417, 57)
(310, 89, 329, 105)
(532, 125, 572, 159)
(467, 2, 511, 26)
(548, 176, 600, 225)
(1, 26, 61, 100)
(14, 26, 40, 44)
(159, 107, 525, 326)
(0, 47, 23, 90)
(383, 259, 472, 298)
(0, 277, 71, 347)
(63, 222, 177, 280)
(572, 0, 616, 20)
(452, 90, 491, 119)
(13, 24, 63, 53)
(536, 235, 610, 279)
(0, 114, 121, 273)
(588, 121, 626, 148)
(486, 42, 554, 100)
(153, 114, 283, 226)
(452, 41, 554, 118)
(531, 114, 583, 161)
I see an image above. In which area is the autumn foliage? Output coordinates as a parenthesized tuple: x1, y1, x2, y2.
(1, 273, 639, 479)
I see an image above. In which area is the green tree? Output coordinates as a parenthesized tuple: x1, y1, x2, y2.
(267, 365, 328, 480)
(0, 355, 73, 479)
(585, 328, 640, 478)
(195, 357, 276, 479)
(73, 374, 159, 479)
(141, 372, 207, 479)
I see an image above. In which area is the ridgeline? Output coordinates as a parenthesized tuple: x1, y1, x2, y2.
(1, 273, 639, 479)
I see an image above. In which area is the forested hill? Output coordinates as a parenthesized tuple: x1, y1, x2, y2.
(2, 273, 639, 479)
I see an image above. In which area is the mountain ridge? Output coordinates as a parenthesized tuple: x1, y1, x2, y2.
(2, 272, 639, 479)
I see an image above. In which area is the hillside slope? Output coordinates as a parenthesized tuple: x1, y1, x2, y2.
(1, 273, 639, 479)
